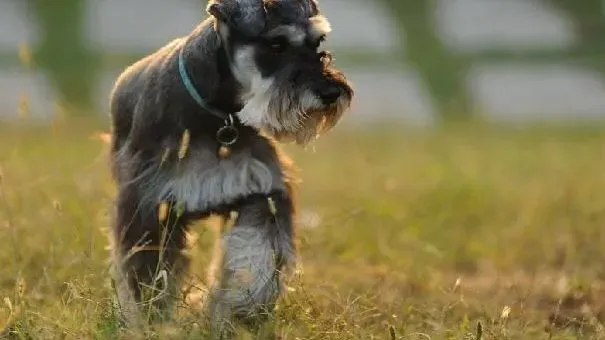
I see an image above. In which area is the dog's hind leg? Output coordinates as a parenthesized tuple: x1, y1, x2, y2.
(110, 186, 191, 327)
(204, 192, 296, 339)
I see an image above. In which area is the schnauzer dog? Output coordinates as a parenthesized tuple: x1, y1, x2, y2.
(107, 0, 353, 337)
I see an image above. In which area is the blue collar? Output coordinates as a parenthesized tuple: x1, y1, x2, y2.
(178, 47, 230, 120)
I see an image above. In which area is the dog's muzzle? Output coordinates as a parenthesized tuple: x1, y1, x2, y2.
(315, 82, 343, 105)
(313, 52, 347, 105)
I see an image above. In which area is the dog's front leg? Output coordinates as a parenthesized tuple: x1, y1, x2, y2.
(110, 185, 191, 327)
(205, 191, 295, 339)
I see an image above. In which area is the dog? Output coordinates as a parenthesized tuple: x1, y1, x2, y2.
(106, 0, 353, 337)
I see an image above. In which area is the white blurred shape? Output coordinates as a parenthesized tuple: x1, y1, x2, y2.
(0, 2, 38, 50)
(435, 0, 576, 52)
(0, 70, 56, 119)
(469, 63, 605, 121)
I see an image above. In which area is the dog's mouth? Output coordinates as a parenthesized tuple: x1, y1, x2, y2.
(268, 84, 353, 145)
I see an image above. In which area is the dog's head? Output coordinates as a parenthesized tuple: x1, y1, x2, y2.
(206, 0, 354, 145)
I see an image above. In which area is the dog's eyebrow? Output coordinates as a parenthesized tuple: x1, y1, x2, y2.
(307, 15, 331, 39)
(265, 25, 306, 45)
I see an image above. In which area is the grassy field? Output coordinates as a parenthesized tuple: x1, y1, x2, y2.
(1, 117, 605, 339)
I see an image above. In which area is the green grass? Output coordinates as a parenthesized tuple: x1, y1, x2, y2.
(1, 117, 605, 339)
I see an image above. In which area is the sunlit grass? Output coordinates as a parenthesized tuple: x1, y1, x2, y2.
(1, 117, 605, 339)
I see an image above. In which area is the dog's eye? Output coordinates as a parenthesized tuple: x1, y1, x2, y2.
(266, 37, 289, 53)
(316, 35, 326, 47)
(270, 42, 286, 51)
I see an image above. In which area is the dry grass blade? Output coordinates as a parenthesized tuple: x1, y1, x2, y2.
(178, 129, 190, 160)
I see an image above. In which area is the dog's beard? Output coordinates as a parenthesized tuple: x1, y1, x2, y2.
(269, 91, 350, 145)
(236, 78, 350, 145)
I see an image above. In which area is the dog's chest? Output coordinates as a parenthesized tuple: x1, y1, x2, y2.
(153, 144, 285, 212)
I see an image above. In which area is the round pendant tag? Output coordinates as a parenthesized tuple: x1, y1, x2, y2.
(218, 145, 231, 159)
(216, 125, 239, 146)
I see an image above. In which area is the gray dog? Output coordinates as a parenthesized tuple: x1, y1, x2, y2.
(107, 0, 353, 337)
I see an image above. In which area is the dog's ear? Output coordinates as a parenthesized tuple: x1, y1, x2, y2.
(206, 0, 233, 23)
(308, 0, 319, 15)
(295, 0, 319, 16)
(206, 0, 266, 37)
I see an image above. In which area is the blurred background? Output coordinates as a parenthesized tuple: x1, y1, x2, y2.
(2, 0, 605, 125)
(3, 1, 605, 337)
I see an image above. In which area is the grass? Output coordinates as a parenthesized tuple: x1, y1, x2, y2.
(1, 116, 605, 339)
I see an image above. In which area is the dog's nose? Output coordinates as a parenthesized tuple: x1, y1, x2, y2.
(318, 86, 341, 104)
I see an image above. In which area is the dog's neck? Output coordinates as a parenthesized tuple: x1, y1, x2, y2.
(179, 18, 244, 120)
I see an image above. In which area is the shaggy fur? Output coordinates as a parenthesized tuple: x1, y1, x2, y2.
(106, 0, 353, 337)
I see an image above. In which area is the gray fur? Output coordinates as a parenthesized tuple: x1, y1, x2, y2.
(206, 226, 281, 337)
(203, 195, 295, 338)
(138, 147, 285, 212)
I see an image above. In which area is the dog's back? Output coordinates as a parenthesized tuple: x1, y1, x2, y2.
(108, 37, 184, 153)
